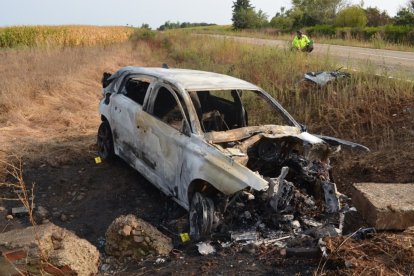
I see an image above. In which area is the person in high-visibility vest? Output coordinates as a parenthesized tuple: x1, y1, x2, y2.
(292, 30, 314, 52)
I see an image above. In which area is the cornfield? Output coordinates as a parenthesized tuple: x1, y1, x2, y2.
(0, 25, 135, 48)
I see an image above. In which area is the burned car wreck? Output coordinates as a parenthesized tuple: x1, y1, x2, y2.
(98, 67, 369, 241)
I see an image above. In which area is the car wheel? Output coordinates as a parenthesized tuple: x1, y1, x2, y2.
(97, 121, 114, 160)
(189, 192, 214, 241)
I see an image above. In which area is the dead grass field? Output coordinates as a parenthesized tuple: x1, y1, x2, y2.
(0, 25, 134, 48)
(0, 41, 161, 170)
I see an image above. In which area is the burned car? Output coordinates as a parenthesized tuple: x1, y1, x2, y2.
(98, 66, 368, 240)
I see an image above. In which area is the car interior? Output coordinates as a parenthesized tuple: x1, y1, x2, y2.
(124, 79, 150, 105)
(189, 90, 247, 132)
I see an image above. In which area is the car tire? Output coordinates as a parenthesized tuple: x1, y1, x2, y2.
(189, 192, 214, 241)
(97, 121, 114, 160)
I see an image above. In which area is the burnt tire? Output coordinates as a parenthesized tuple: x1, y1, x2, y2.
(97, 121, 114, 160)
(189, 192, 214, 241)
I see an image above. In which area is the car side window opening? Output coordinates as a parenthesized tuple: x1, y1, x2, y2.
(189, 89, 289, 132)
(152, 87, 187, 132)
(124, 78, 150, 105)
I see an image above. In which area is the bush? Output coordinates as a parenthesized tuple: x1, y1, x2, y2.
(129, 28, 157, 42)
(305, 25, 336, 37)
(383, 25, 413, 44)
(335, 6, 367, 28)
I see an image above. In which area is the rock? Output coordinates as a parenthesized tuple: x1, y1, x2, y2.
(12, 206, 29, 216)
(133, 236, 144, 243)
(76, 193, 85, 201)
(36, 206, 49, 218)
(42, 219, 50, 224)
(121, 225, 132, 236)
(6, 215, 13, 220)
(352, 183, 414, 230)
(105, 214, 173, 261)
(0, 206, 6, 212)
(60, 214, 67, 222)
(101, 263, 110, 272)
(0, 223, 99, 275)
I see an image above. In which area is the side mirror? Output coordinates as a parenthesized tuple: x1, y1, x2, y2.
(300, 123, 307, 132)
(104, 93, 111, 105)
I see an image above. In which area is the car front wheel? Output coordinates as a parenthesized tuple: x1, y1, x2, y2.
(189, 192, 214, 241)
(97, 121, 114, 160)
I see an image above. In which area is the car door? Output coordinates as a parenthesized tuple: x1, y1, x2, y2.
(109, 75, 154, 165)
(136, 83, 192, 199)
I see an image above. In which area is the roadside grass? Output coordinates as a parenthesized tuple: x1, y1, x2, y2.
(177, 26, 414, 52)
(0, 25, 134, 48)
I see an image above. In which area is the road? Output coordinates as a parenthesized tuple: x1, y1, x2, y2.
(207, 35, 414, 79)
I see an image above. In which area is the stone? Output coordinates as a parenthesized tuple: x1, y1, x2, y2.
(36, 206, 49, 218)
(0, 206, 6, 212)
(12, 206, 29, 216)
(76, 194, 85, 201)
(101, 263, 110, 272)
(0, 223, 99, 275)
(133, 236, 144, 243)
(121, 225, 132, 236)
(6, 215, 13, 220)
(42, 219, 50, 224)
(105, 214, 173, 261)
(352, 183, 414, 230)
(60, 214, 68, 222)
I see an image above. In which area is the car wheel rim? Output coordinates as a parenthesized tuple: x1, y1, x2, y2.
(190, 192, 213, 240)
(97, 124, 110, 158)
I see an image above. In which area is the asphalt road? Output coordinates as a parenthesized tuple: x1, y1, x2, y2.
(208, 35, 414, 79)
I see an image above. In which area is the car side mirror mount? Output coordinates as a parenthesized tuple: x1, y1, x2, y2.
(181, 121, 191, 137)
(300, 123, 307, 132)
(104, 93, 111, 105)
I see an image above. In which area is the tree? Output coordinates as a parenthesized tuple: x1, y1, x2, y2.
(365, 7, 391, 26)
(394, 8, 414, 25)
(270, 7, 294, 30)
(231, 0, 268, 29)
(335, 5, 367, 27)
(291, 0, 346, 27)
(394, 1, 414, 25)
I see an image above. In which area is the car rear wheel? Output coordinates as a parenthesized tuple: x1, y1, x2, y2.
(189, 192, 214, 241)
(97, 121, 114, 160)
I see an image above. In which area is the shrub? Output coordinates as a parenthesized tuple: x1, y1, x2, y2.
(335, 6, 367, 28)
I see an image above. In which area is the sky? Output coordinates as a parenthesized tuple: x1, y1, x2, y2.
(0, 0, 409, 29)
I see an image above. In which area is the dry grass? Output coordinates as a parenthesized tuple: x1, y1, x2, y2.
(318, 231, 414, 275)
(0, 25, 134, 48)
(0, 40, 162, 171)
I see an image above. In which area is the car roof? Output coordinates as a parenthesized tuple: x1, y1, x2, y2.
(111, 66, 260, 91)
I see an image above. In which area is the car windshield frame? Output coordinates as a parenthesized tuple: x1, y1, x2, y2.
(185, 88, 301, 134)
